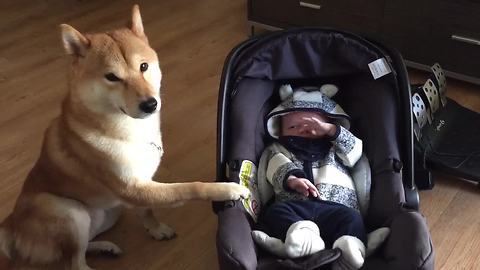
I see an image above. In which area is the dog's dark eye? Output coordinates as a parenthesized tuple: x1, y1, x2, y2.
(140, 62, 148, 72)
(105, 73, 121, 82)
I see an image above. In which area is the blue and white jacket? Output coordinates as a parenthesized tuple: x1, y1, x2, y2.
(258, 84, 363, 209)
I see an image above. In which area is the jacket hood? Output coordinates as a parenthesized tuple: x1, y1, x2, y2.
(266, 84, 350, 139)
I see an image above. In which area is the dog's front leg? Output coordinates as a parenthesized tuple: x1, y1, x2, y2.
(104, 179, 250, 206)
(136, 208, 176, 240)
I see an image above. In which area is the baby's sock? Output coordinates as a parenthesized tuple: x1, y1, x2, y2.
(252, 220, 325, 259)
(331, 235, 366, 270)
(251, 230, 287, 258)
(284, 220, 325, 258)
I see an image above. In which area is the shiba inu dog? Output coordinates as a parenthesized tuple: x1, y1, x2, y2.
(0, 5, 249, 270)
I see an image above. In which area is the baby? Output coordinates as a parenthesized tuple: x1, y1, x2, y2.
(252, 84, 369, 270)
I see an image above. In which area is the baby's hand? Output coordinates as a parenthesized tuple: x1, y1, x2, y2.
(287, 176, 319, 197)
(301, 116, 337, 137)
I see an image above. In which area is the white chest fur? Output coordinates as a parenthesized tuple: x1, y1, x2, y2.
(107, 115, 163, 181)
(68, 114, 163, 182)
(113, 138, 163, 181)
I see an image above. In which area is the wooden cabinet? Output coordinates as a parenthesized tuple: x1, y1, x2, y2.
(248, 0, 480, 84)
(249, 0, 384, 35)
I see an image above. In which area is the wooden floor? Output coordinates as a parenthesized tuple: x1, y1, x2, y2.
(0, 0, 479, 269)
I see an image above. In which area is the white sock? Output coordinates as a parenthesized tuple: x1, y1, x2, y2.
(366, 227, 390, 257)
(284, 220, 325, 258)
(332, 235, 366, 270)
(251, 230, 287, 258)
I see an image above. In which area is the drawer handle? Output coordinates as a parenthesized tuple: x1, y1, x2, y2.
(451, 35, 480, 46)
(299, 1, 322, 9)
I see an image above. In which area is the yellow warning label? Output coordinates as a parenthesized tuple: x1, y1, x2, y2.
(239, 160, 253, 186)
(239, 160, 260, 222)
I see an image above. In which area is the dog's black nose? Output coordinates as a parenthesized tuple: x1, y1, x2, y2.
(139, 98, 157, 113)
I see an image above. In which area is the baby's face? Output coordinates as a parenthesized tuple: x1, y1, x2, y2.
(281, 111, 329, 138)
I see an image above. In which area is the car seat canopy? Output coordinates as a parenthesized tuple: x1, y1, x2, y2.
(233, 30, 385, 81)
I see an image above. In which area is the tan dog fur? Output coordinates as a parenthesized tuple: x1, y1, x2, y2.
(0, 5, 249, 270)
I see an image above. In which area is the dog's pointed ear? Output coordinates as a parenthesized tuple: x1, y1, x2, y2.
(60, 24, 90, 57)
(129, 5, 149, 43)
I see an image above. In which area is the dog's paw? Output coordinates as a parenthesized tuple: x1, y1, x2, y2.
(223, 183, 250, 201)
(87, 241, 123, 257)
(147, 222, 176, 241)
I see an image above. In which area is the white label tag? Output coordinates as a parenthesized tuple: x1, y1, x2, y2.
(368, 58, 392, 79)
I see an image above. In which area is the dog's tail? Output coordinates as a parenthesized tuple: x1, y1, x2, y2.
(0, 223, 13, 259)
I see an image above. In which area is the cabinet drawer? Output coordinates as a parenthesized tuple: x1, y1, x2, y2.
(423, 30, 480, 78)
(423, 0, 480, 78)
(427, 0, 480, 34)
(382, 0, 430, 36)
(249, 0, 384, 34)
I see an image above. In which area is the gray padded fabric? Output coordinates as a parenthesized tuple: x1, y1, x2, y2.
(351, 154, 371, 218)
(216, 204, 257, 270)
(382, 210, 434, 270)
(228, 78, 275, 163)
